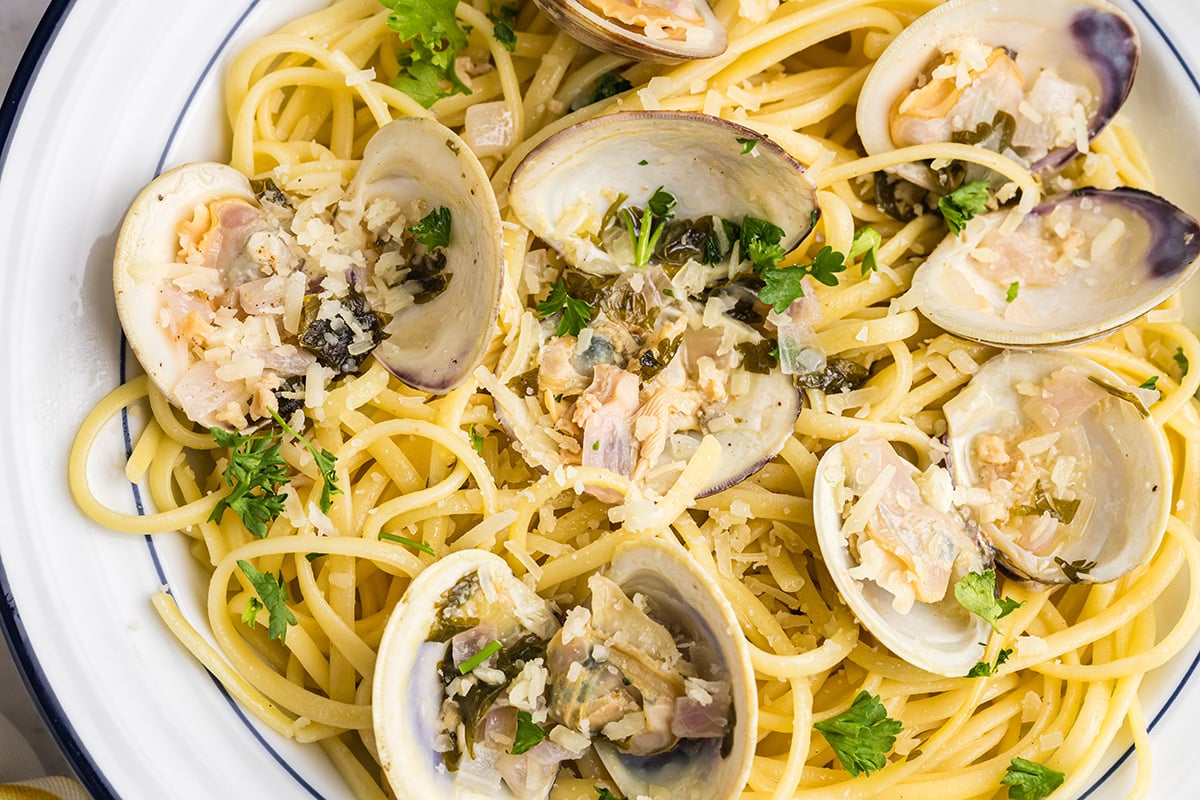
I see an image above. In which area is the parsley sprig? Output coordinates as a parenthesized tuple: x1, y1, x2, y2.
(409, 206, 452, 249)
(381, 0, 470, 108)
(967, 647, 1013, 678)
(237, 560, 297, 643)
(758, 246, 847, 312)
(939, 180, 991, 235)
(589, 72, 632, 104)
(537, 277, 594, 336)
(269, 409, 341, 514)
(209, 428, 290, 539)
(1001, 757, 1065, 800)
(487, 3, 518, 51)
(954, 570, 1025, 634)
(509, 710, 549, 754)
(849, 226, 881, 276)
(814, 691, 903, 777)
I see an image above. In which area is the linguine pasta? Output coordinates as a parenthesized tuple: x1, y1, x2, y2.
(68, 0, 1200, 798)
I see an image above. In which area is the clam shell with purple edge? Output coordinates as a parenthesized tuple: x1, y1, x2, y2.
(910, 186, 1200, 347)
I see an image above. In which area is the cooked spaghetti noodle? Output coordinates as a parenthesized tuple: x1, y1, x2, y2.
(68, 0, 1200, 798)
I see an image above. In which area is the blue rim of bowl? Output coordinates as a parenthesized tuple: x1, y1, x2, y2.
(0, 1, 1197, 798)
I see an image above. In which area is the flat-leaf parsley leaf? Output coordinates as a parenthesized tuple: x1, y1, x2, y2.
(1001, 757, 1065, 800)
(954, 569, 1025, 633)
(237, 559, 297, 642)
(510, 710, 549, 754)
(537, 278, 594, 336)
(208, 427, 290, 539)
(938, 180, 990, 235)
(813, 691, 903, 777)
(409, 206, 452, 250)
(381, 0, 470, 108)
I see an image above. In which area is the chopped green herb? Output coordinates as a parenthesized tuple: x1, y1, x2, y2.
(459, 639, 503, 674)
(1139, 375, 1159, 390)
(269, 409, 341, 513)
(409, 206, 452, 250)
(381, 0, 470, 108)
(814, 691, 903, 777)
(647, 187, 677, 218)
(237, 560, 297, 643)
(1006, 281, 1020, 303)
(594, 788, 625, 800)
(967, 647, 1013, 678)
(1054, 557, 1097, 583)
(622, 203, 669, 269)
(1001, 757, 1065, 800)
(379, 532, 436, 556)
(537, 278, 595, 336)
(638, 159, 648, 166)
(938, 180, 990, 235)
(487, 3, 518, 51)
(510, 710, 549, 755)
(469, 425, 485, 455)
(1012, 481, 1080, 525)
(736, 136, 757, 154)
(740, 215, 787, 272)
(208, 427, 290, 539)
(241, 597, 263, 627)
(1175, 347, 1189, 376)
(849, 226, 881, 276)
(758, 247, 846, 313)
(954, 570, 1025, 634)
(588, 71, 632, 104)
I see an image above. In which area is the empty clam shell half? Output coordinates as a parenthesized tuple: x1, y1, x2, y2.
(910, 187, 1200, 348)
(943, 350, 1171, 585)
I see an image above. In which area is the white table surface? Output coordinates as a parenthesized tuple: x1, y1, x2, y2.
(1, 0, 77, 783)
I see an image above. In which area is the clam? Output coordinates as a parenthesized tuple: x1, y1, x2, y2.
(372, 538, 756, 800)
(113, 118, 503, 429)
(813, 433, 993, 677)
(856, 0, 1139, 187)
(510, 111, 820, 277)
(343, 118, 504, 393)
(493, 112, 816, 499)
(909, 187, 1200, 348)
(942, 350, 1171, 585)
(529, 0, 726, 62)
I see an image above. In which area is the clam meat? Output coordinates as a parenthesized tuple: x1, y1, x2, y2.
(113, 117, 503, 429)
(857, 0, 1139, 187)
(494, 112, 821, 498)
(372, 539, 756, 800)
(942, 350, 1171, 585)
(528, 0, 727, 62)
(813, 433, 993, 677)
(909, 187, 1200, 348)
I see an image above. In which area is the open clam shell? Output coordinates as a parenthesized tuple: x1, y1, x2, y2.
(910, 187, 1200, 348)
(372, 538, 756, 800)
(813, 434, 992, 677)
(114, 163, 260, 428)
(857, 0, 1138, 184)
(509, 111, 819, 277)
(529, 0, 727, 61)
(942, 350, 1171, 585)
(345, 117, 504, 393)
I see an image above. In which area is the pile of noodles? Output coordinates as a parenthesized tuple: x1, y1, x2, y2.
(69, 0, 1200, 798)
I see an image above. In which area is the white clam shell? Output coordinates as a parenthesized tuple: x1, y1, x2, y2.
(943, 350, 1172, 584)
(509, 111, 819, 276)
(529, 0, 726, 61)
(857, 0, 1138, 180)
(372, 538, 756, 800)
(910, 188, 1200, 348)
(347, 117, 504, 393)
(812, 436, 991, 677)
(113, 162, 257, 429)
